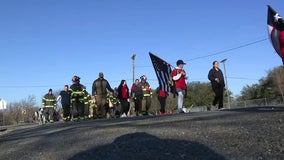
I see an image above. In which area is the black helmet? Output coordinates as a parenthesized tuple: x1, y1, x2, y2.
(72, 76, 80, 82)
(140, 75, 147, 81)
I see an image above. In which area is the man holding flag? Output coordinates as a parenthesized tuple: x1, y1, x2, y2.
(149, 52, 187, 114)
(172, 60, 187, 113)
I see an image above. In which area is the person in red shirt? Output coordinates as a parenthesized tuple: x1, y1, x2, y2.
(157, 87, 167, 115)
(117, 80, 130, 117)
(171, 60, 187, 113)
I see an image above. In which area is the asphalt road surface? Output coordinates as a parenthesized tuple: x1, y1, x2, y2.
(0, 106, 283, 160)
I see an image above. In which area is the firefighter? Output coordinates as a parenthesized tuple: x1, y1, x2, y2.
(42, 89, 57, 123)
(70, 76, 86, 121)
(140, 75, 152, 115)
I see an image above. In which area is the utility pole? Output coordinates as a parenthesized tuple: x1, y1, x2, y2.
(220, 59, 230, 109)
(0, 99, 7, 126)
(131, 54, 136, 83)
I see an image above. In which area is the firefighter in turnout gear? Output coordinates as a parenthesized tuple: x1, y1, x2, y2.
(140, 75, 152, 115)
(70, 76, 87, 121)
(42, 89, 57, 123)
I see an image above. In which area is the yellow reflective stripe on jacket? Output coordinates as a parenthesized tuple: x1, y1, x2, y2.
(42, 96, 56, 107)
(71, 98, 84, 102)
(142, 88, 152, 97)
(143, 93, 151, 97)
(44, 99, 56, 102)
(71, 91, 85, 95)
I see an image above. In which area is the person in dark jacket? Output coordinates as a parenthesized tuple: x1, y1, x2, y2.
(131, 79, 143, 116)
(92, 72, 114, 118)
(208, 61, 225, 110)
(57, 85, 71, 121)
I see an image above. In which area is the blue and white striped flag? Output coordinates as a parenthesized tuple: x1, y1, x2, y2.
(149, 52, 172, 93)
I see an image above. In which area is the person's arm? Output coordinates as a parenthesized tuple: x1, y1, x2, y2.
(130, 84, 135, 98)
(208, 69, 215, 82)
(172, 69, 181, 81)
(106, 80, 114, 93)
(56, 95, 62, 102)
(92, 81, 97, 96)
(42, 96, 46, 107)
(53, 96, 57, 107)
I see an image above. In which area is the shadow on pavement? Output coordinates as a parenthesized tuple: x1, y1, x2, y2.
(69, 132, 226, 160)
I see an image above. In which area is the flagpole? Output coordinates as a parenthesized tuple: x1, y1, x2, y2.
(131, 54, 136, 83)
(220, 59, 230, 109)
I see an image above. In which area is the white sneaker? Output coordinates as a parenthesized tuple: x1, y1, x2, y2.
(120, 113, 127, 118)
(182, 108, 189, 113)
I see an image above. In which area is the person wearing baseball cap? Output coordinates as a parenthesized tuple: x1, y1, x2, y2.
(176, 60, 186, 66)
(171, 59, 187, 113)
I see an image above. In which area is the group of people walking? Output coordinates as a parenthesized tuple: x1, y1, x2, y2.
(41, 71, 156, 123)
(41, 59, 225, 123)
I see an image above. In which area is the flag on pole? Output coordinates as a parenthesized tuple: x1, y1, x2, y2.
(267, 5, 284, 65)
(149, 52, 172, 93)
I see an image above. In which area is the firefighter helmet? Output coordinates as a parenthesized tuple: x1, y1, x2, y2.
(72, 76, 80, 82)
(140, 75, 147, 81)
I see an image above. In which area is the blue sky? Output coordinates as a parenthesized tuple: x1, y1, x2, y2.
(0, 0, 283, 105)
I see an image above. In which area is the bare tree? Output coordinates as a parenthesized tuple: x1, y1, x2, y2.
(270, 66, 284, 102)
(6, 95, 39, 125)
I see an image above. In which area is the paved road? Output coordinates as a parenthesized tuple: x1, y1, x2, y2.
(0, 106, 283, 160)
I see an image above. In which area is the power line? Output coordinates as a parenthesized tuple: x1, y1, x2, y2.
(136, 37, 269, 68)
(188, 77, 259, 81)
(185, 38, 269, 61)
